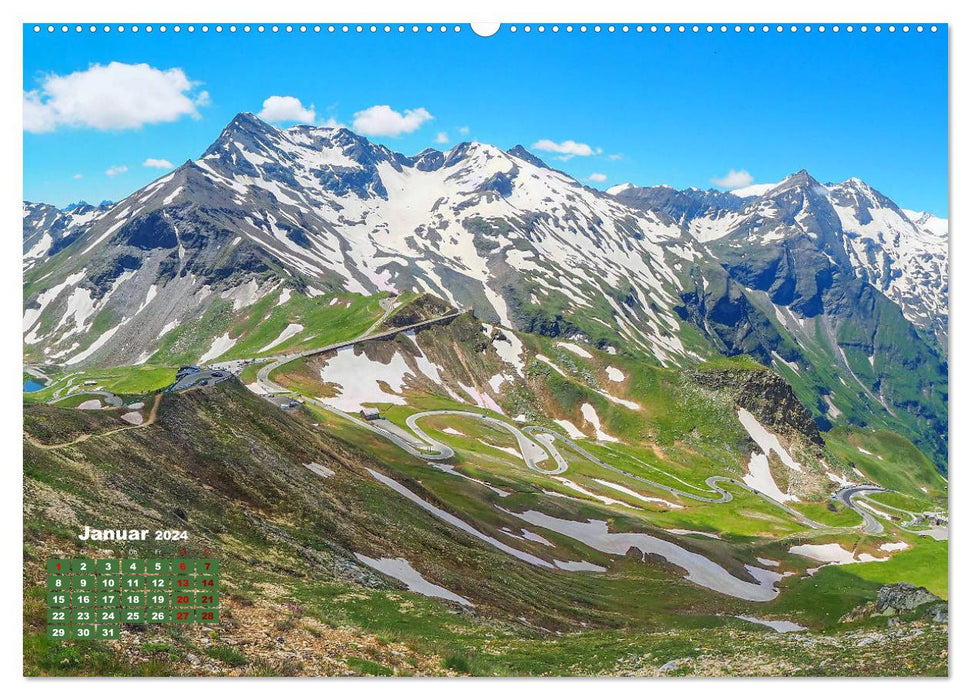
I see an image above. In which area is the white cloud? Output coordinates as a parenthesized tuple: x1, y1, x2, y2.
(711, 169, 754, 189)
(23, 62, 206, 133)
(142, 158, 173, 169)
(587, 173, 608, 183)
(435, 131, 449, 144)
(318, 116, 344, 128)
(352, 105, 433, 137)
(257, 95, 316, 124)
(458, 126, 470, 135)
(608, 153, 624, 161)
(72, 173, 83, 180)
(531, 139, 601, 159)
(105, 165, 128, 177)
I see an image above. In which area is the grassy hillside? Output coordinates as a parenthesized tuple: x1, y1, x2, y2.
(24, 381, 947, 676)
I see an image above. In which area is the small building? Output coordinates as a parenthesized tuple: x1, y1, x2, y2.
(360, 407, 381, 421)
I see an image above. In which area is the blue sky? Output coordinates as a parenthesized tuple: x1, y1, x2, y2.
(23, 24, 948, 215)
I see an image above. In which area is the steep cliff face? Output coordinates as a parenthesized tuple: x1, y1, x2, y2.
(687, 367, 823, 447)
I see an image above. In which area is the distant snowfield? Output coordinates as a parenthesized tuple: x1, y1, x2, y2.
(556, 341, 592, 359)
(593, 479, 682, 509)
(318, 333, 459, 413)
(320, 347, 411, 411)
(199, 332, 236, 364)
(789, 543, 886, 566)
(507, 509, 783, 601)
(259, 323, 304, 352)
(354, 553, 473, 606)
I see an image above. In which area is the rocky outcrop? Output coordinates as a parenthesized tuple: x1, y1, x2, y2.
(876, 583, 943, 617)
(842, 583, 947, 625)
(687, 367, 823, 447)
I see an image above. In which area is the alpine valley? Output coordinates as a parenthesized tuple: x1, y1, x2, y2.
(23, 113, 948, 677)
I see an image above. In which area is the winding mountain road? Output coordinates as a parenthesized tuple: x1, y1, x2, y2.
(835, 485, 888, 535)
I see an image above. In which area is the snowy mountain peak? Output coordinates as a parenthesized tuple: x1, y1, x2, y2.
(606, 182, 635, 196)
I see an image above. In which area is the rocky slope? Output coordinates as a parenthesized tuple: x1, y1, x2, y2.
(614, 173, 948, 468)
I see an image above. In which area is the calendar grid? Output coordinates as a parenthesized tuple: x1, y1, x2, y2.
(46, 558, 220, 640)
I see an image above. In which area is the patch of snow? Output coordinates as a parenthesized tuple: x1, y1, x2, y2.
(553, 419, 585, 440)
(667, 528, 720, 539)
(605, 366, 625, 382)
(878, 542, 909, 553)
(259, 323, 304, 353)
(580, 403, 619, 442)
(737, 408, 802, 472)
(506, 510, 783, 601)
(556, 341, 593, 359)
(199, 333, 237, 364)
(593, 479, 683, 509)
(735, 616, 806, 633)
(120, 411, 144, 425)
(354, 554, 473, 606)
(304, 462, 335, 478)
(742, 453, 798, 503)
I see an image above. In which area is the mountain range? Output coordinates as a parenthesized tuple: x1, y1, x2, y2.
(22, 112, 948, 469)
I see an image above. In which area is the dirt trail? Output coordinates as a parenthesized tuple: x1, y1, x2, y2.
(25, 394, 162, 450)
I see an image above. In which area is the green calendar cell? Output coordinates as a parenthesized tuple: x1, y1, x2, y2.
(197, 575, 218, 590)
(70, 558, 95, 575)
(120, 559, 145, 574)
(173, 592, 194, 607)
(145, 574, 169, 590)
(174, 609, 195, 624)
(70, 625, 95, 640)
(72, 608, 95, 624)
(196, 592, 218, 607)
(95, 559, 120, 575)
(122, 592, 144, 607)
(146, 609, 170, 623)
(96, 625, 120, 640)
(47, 608, 69, 624)
(98, 591, 120, 607)
(98, 575, 120, 591)
(146, 591, 170, 607)
(73, 574, 95, 590)
(47, 574, 69, 590)
(46, 559, 69, 575)
(47, 591, 69, 607)
(171, 574, 195, 590)
(71, 591, 95, 607)
(145, 559, 171, 574)
(196, 559, 219, 574)
(98, 608, 120, 624)
(47, 624, 69, 640)
(197, 609, 219, 624)
(122, 609, 145, 624)
(121, 575, 143, 590)
(172, 559, 195, 574)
